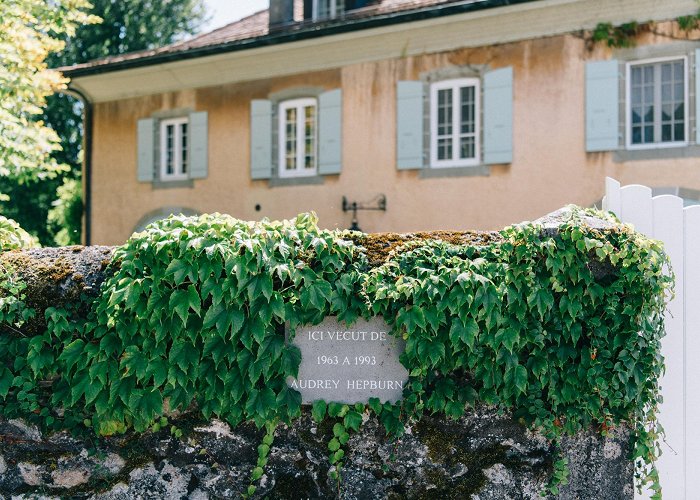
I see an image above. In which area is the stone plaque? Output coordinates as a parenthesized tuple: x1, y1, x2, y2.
(287, 317, 409, 404)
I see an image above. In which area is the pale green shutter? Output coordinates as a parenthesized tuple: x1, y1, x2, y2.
(696, 50, 700, 144)
(137, 118, 155, 182)
(318, 89, 342, 175)
(396, 81, 424, 170)
(585, 60, 619, 152)
(250, 100, 273, 180)
(189, 111, 208, 179)
(483, 67, 513, 165)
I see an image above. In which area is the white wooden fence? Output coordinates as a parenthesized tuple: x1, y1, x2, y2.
(603, 177, 700, 500)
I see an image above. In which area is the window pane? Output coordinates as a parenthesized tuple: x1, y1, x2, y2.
(631, 67, 641, 85)
(285, 108, 297, 170)
(675, 103, 684, 120)
(661, 63, 672, 82)
(632, 125, 642, 144)
(437, 88, 453, 137)
(630, 60, 686, 145)
(460, 86, 475, 134)
(662, 82, 671, 102)
(304, 105, 316, 170)
(438, 138, 452, 160)
(675, 122, 685, 141)
(644, 106, 654, 125)
(675, 82, 684, 100)
(317, 0, 331, 18)
(632, 86, 642, 105)
(662, 104, 671, 122)
(631, 108, 641, 125)
(180, 123, 188, 174)
(674, 61, 684, 80)
(459, 85, 476, 159)
(662, 124, 672, 142)
(460, 136, 475, 159)
(166, 124, 174, 174)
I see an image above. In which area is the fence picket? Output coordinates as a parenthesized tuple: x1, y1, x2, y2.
(620, 184, 653, 237)
(604, 177, 621, 216)
(604, 178, 697, 499)
(651, 195, 686, 500)
(684, 206, 700, 495)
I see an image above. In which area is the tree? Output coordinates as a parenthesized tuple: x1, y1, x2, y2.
(0, 0, 98, 183)
(0, 0, 206, 245)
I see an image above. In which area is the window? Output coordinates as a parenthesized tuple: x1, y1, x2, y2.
(313, 0, 344, 20)
(138, 111, 206, 184)
(160, 117, 189, 180)
(430, 78, 480, 168)
(278, 98, 318, 177)
(626, 57, 688, 149)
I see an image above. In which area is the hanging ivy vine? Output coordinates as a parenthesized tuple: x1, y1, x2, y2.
(589, 5, 700, 49)
(0, 207, 671, 496)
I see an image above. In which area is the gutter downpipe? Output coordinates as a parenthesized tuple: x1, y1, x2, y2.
(62, 85, 93, 246)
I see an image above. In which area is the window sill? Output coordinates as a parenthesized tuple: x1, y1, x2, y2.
(419, 165, 490, 179)
(268, 175, 325, 187)
(152, 179, 195, 189)
(613, 145, 700, 163)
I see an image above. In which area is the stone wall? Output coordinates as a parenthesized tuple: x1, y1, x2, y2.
(0, 211, 640, 498)
(0, 407, 632, 499)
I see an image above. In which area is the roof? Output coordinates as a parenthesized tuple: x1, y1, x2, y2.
(60, 0, 539, 77)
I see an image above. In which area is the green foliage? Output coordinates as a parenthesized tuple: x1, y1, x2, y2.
(679, 13, 700, 31)
(244, 419, 277, 498)
(1, 0, 205, 245)
(0, 0, 98, 185)
(0, 215, 39, 251)
(543, 455, 569, 496)
(591, 22, 641, 48)
(47, 177, 83, 245)
(0, 208, 671, 494)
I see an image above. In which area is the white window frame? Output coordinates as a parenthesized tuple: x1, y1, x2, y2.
(430, 78, 481, 168)
(159, 117, 189, 181)
(625, 56, 689, 150)
(312, 0, 343, 20)
(278, 98, 318, 178)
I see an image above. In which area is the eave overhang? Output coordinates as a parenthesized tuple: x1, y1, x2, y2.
(63, 0, 698, 103)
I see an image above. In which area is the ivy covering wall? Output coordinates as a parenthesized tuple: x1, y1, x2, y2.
(0, 207, 671, 496)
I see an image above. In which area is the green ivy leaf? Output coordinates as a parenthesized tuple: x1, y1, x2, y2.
(144, 389, 164, 418)
(121, 346, 149, 380)
(343, 411, 363, 432)
(0, 367, 12, 398)
(169, 289, 193, 325)
(449, 318, 478, 347)
(71, 371, 101, 406)
(328, 402, 348, 418)
(312, 400, 327, 423)
(165, 259, 191, 285)
(59, 339, 85, 374)
(281, 345, 301, 378)
(250, 466, 264, 482)
(367, 398, 382, 415)
(328, 437, 340, 451)
(276, 385, 301, 418)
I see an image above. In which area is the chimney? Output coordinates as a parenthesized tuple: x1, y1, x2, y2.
(269, 0, 294, 29)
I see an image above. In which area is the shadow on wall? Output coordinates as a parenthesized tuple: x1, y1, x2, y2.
(133, 207, 199, 233)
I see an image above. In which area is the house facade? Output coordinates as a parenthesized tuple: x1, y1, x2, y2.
(61, 0, 700, 245)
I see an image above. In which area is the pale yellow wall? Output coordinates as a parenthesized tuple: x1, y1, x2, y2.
(89, 30, 700, 245)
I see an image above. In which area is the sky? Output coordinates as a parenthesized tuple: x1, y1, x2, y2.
(202, 0, 270, 31)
